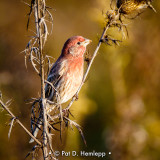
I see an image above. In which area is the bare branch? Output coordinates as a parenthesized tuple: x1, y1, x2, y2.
(66, 24, 110, 111)
(64, 117, 86, 146)
(0, 99, 41, 146)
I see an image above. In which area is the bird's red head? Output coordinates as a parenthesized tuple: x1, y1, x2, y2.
(61, 36, 91, 57)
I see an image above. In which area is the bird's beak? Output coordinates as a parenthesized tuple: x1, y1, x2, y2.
(82, 38, 92, 46)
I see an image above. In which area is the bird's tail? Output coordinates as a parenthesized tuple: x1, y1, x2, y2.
(29, 104, 55, 143)
(29, 114, 42, 143)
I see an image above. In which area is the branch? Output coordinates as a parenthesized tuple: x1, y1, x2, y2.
(66, 23, 110, 110)
(66, 0, 155, 111)
(35, 0, 49, 158)
(0, 99, 41, 146)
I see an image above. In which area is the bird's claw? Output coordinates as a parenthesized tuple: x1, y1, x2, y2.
(74, 93, 79, 101)
(62, 108, 69, 117)
(62, 108, 74, 117)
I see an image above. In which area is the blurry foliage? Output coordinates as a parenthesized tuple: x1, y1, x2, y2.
(0, 0, 160, 160)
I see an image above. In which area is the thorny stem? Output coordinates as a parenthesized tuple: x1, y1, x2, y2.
(0, 100, 41, 146)
(41, 99, 48, 159)
(35, 0, 48, 159)
(66, 23, 110, 110)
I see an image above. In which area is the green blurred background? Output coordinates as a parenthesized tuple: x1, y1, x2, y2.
(0, 0, 160, 159)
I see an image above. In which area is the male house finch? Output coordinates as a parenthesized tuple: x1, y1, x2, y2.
(45, 36, 91, 104)
(30, 36, 91, 143)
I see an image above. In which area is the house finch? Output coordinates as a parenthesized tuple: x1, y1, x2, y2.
(45, 36, 91, 103)
(29, 36, 91, 143)
(116, 0, 154, 15)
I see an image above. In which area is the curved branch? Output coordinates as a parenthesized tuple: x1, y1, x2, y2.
(66, 23, 110, 110)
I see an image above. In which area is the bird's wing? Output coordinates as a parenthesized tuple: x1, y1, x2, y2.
(30, 59, 67, 143)
(45, 59, 66, 100)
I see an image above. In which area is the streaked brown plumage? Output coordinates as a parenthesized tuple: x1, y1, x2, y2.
(116, 0, 153, 15)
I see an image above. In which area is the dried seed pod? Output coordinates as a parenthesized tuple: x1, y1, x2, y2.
(116, 0, 155, 15)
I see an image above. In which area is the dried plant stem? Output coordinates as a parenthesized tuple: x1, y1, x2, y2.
(41, 99, 48, 159)
(35, 0, 48, 158)
(78, 25, 110, 92)
(0, 100, 41, 146)
(66, 23, 110, 110)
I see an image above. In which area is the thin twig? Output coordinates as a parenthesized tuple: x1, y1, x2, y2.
(0, 99, 41, 146)
(66, 23, 110, 110)
(8, 117, 16, 139)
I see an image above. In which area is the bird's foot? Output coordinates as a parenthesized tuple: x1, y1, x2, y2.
(62, 108, 74, 118)
(74, 93, 79, 101)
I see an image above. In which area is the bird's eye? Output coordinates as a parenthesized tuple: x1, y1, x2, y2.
(77, 42, 81, 45)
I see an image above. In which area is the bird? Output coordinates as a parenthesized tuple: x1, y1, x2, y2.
(29, 36, 91, 143)
(45, 36, 91, 104)
(116, 0, 155, 15)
